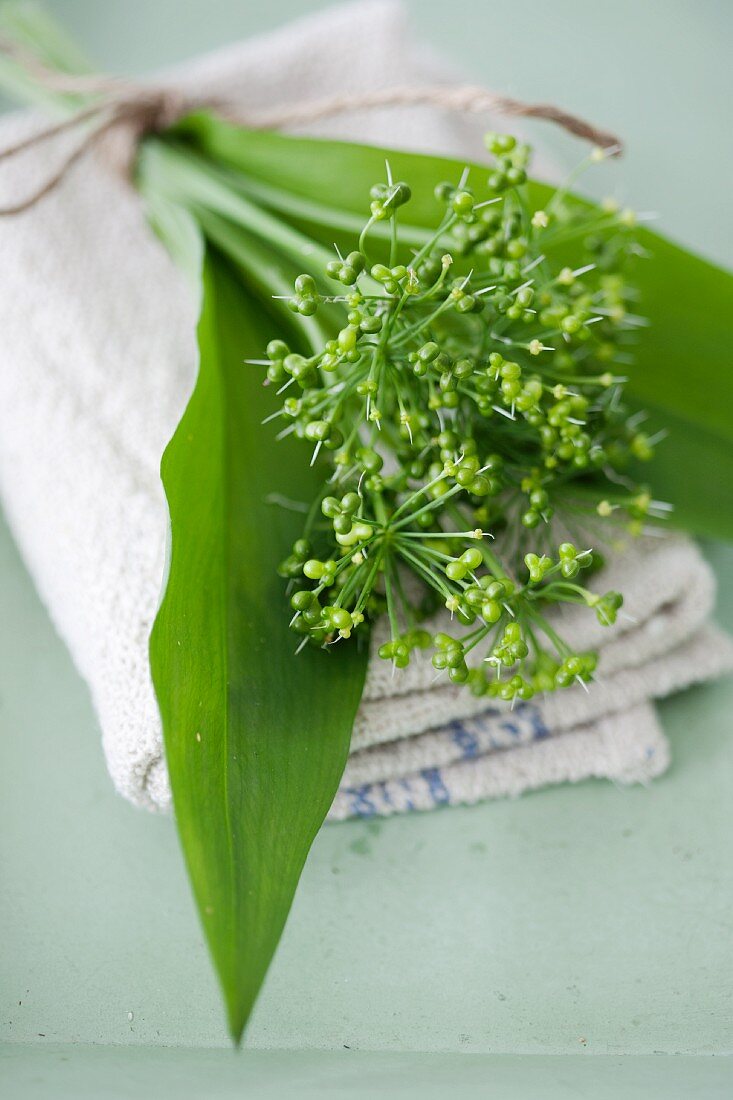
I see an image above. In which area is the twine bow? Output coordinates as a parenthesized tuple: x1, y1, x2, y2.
(0, 35, 623, 217)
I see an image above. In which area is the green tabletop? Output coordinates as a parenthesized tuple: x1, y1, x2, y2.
(2, 1, 731, 1095)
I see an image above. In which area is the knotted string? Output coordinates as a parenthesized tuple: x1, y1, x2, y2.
(0, 34, 623, 216)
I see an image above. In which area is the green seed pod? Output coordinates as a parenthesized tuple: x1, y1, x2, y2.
(294, 274, 315, 297)
(461, 548, 483, 570)
(333, 514, 352, 536)
(357, 447, 383, 473)
(305, 420, 330, 442)
(266, 339, 289, 360)
(481, 600, 502, 623)
(290, 591, 314, 612)
(470, 475, 491, 496)
(464, 586, 485, 608)
(449, 665, 469, 684)
(338, 325, 358, 353)
(451, 190, 474, 216)
(303, 560, 325, 580)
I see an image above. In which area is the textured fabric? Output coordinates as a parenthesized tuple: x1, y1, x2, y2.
(0, 1, 730, 821)
(333, 540, 732, 818)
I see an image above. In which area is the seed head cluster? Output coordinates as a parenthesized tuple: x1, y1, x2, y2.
(263, 133, 660, 698)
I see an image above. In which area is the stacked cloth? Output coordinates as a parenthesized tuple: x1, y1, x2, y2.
(334, 536, 733, 818)
(0, 1, 730, 819)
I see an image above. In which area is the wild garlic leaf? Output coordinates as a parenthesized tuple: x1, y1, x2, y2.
(149, 246, 367, 1042)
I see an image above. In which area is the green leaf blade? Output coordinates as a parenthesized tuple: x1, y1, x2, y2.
(630, 230, 733, 444)
(150, 248, 367, 1041)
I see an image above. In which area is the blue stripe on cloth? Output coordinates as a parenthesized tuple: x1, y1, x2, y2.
(344, 784, 378, 818)
(449, 720, 480, 759)
(524, 704, 550, 740)
(399, 778, 416, 812)
(495, 702, 549, 743)
(377, 780, 393, 808)
(420, 766, 450, 806)
(342, 704, 551, 818)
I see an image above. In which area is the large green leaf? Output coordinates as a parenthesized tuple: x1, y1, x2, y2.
(172, 119, 733, 539)
(149, 246, 367, 1042)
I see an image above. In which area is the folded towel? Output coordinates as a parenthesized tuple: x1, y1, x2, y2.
(0, 1, 729, 820)
(331, 537, 733, 818)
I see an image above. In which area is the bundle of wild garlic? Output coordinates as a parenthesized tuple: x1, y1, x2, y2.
(2, 1, 729, 1045)
(268, 133, 659, 701)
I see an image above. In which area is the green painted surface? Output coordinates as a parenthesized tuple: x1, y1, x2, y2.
(2, 514, 733, 1058)
(1, 0, 731, 1093)
(2, 1046, 732, 1099)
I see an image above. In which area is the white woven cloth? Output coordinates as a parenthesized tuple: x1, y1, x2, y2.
(0, 1, 730, 820)
(332, 536, 732, 818)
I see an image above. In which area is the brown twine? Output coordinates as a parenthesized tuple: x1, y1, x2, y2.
(0, 35, 623, 216)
